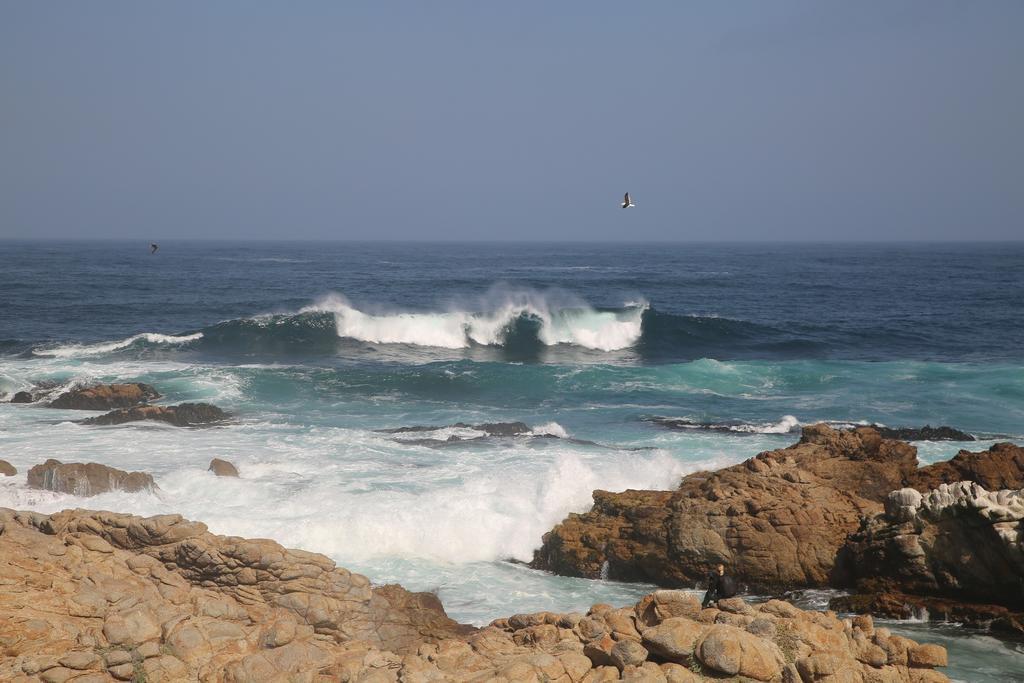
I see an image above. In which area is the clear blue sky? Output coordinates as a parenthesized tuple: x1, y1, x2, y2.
(1, 1, 1021, 241)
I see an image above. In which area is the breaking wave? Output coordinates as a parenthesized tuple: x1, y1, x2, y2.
(33, 332, 204, 359)
(302, 292, 646, 352)
(14, 288, 833, 361)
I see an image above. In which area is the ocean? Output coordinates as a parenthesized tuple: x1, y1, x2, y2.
(1, 240, 1023, 681)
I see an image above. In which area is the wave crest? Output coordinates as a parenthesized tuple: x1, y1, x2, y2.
(33, 332, 203, 359)
(304, 292, 646, 351)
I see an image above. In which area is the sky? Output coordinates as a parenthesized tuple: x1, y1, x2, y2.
(1, 1, 1022, 241)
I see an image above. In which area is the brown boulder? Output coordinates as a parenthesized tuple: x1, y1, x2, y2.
(696, 624, 784, 680)
(910, 442, 1024, 492)
(0, 460, 16, 476)
(81, 402, 227, 427)
(48, 383, 160, 410)
(209, 458, 239, 477)
(532, 425, 916, 590)
(26, 459, 155, 495)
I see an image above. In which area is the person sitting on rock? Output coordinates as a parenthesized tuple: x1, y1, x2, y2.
(702, 562, 738, 608)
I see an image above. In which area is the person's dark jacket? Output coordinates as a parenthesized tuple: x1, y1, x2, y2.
(701, 570, 738, 607)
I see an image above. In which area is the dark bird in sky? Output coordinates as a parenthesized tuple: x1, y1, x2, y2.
(150, 243, 159, 254)
(621, 192, 635, 209)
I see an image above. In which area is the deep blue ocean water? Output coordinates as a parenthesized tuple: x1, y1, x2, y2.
(1, 240, 1023, 681)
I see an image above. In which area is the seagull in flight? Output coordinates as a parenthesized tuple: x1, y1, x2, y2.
(150, 243, 159, 254)
(621, 192, 635, 209)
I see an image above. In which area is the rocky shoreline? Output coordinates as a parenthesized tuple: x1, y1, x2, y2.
(0, 507, 951, 682)
(531, 425, 1024, 638)
(2, 384, 1020, 678)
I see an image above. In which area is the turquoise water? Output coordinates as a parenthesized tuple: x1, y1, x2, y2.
(1, 241, 1023, 681)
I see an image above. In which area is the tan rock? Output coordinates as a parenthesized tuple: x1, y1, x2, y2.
(610, 638, 648, 669)
(209, 458, 240, 477)
(27, 459, 156, 496)
(641, 618, 705, 663)
(697, 624, 785, 681)
(48, 382, 159, 410)
(908, 644, 948, 668)
(532, 425, 917, 590)
(0, 460, 16, 476)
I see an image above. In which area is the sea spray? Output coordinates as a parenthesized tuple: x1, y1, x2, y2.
(303, 291, 646, 351)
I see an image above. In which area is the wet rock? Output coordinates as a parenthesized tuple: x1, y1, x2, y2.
(873, 425, 975, 441)
(11, 390, 33, 403)
(208, 458, 239, 477)
(81, 402, 227, 427)
(0, 460, 16, 476)
(532, 424, 917, 590)
(26, 459, 155, 495)
(48, 383, 160, 410)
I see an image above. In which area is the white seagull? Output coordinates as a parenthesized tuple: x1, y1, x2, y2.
(621, 192, 635, 209)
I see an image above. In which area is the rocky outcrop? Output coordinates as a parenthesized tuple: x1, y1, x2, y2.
(834, 482, 1024, 631)
(10, 391, 33, 404)
(532, 425, 918, 591)
(0, 460, 16, 476)
(645, 418, 973, 441)
(48, 383, 160, 410)
(208, 458, 239, 477)
(910, 442, 1024, 492)
(830, 591, 1024, 636)
(872, 425, 975, 442)
(0, 508, 949, 682)
(81, 402, 227, 427)
(26, 459, 156, 496)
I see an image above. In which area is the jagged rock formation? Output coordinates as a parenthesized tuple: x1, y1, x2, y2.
(872, 425, 975, 442)
(26, 460, 156, 496)
(0, 508, 949, 682)
(832, 482, 1024, 633)
(80, 402, 227, 427)
(909, 442, 1024, 492)
(48, 383, 160, 410)
(532, 425, 917, 590)
(208, 458, 239, 477)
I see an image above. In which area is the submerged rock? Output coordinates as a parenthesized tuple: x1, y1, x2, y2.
(873, 424, 975, 441)
(208, 457, 239, 477)
(81, 402, 228, 427)
(532, 424, 917, 590)
(379, 421, 533, 437)
(26, 459, 155, 495)
(0, 507, 951, 682)
(0, 460, 15, 476)
(48, 382, 160, 410)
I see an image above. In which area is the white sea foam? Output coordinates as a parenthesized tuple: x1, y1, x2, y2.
(729, 415, 801, 434)
(531, 422, 570, 438)
(34, 332, 203, 358)
(0, 418, 690, 566)
(302, 292, 646, 351)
